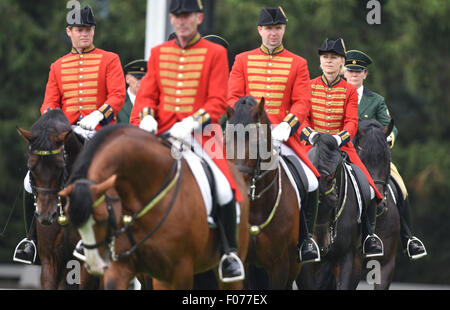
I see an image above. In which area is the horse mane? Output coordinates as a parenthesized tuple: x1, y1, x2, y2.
(356, 120, 391, 170)
(314, 134, 341, 175)
(67, 123, 131, 228)
(228, 96, 258, 126)
(67, 123, 131, 185)
(29, 109, 71, 151)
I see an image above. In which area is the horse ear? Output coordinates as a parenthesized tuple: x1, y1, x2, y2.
(90, 174, 117, 197)
(226, 106, 235, 120)
(56, 130, 71, 144)
(17, 127, 35, 143)
(258, 97, 266, 117)
(384, 119, 395, 137)
(59, 184, 75, 198)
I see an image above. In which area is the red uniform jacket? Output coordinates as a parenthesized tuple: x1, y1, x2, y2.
(228, 45, 320, 177)
(41, 46, 126, 127)
(130, 34, 243, 202)
(301, 75, 383, 201)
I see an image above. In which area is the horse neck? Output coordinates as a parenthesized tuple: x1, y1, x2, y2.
(64, 132, 84, 171)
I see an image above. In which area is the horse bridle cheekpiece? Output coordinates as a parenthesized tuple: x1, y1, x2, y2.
(82, 158, 183, 262)
(29, 145, 68, 225)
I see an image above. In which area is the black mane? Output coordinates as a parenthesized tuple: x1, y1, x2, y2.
(228, 96, 258, 126)
(355, 120, 390, 170)
(312, 133, 341, 175)
(29, 109, 71, 151)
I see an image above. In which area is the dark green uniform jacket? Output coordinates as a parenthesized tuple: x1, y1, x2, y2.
(358, 87, 398, 139)
(117, 93, 133, 124)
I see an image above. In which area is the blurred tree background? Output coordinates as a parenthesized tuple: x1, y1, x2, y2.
(0, 0, 448, 285)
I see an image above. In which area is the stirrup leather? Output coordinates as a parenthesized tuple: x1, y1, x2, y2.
(299, 238, 321, 263)
(362, 234, 384, 258)
(13, 238, 37, 264)
(407, 237, 427, 260)
(218, 252, 245, 283)
(73, 240, 87, 262)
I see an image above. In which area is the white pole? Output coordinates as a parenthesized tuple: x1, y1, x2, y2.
(145, 0, 172, 60)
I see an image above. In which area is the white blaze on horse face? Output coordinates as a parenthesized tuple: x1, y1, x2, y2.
(77, 216, 107, 275)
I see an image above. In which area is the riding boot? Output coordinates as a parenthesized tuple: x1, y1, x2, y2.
(217, 199, 245, 283)
(398, 196, 427, 260)
(298, 189, 320, 263)
(13, 192, 38, 264)
(362, 198, 384, 258)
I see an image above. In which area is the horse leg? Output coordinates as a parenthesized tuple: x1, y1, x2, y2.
(40, 260, 58, 289)
(268, 256, 291, 289)
(376, 257, 396, 290)
(335, 251, 359, 290)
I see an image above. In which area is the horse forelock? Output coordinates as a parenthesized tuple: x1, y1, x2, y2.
(29, 110, 71, 151)
(228, 96, 258, 126)
(314, 134, 341, 175)
(67, 124, 131, 185)
(357, 121, 390, 169)
(68, 183, 94, 228)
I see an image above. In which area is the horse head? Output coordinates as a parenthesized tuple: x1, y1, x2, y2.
(353, 119, 392, 201)
(59, 174, 119, 276)
(17, 110, 81, 225)
(308, 133, 344, 223)
(225, 96, 276, 182)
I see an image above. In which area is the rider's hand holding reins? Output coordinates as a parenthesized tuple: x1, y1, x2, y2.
(271, 121, 291, 142)
(332, 134, 342, 147)
(169, 116, 200, 140)
(79, 110, 104, 131)
(139, 115, 158, 134)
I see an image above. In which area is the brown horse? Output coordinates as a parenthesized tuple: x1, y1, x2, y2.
(59, 124, 249, 289)
(17, 109, 97, 289)
(353, 119, 400, 289)
(225, 96, 302, 289)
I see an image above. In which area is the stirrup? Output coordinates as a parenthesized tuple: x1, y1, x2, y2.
(298, 238, 321, 263)
(362, 234, 384, 258)
(13, 238, 37, 264)
(407, 237, 427, 260)
(218, 252, 245, 283)
(73, 240, 86, 262)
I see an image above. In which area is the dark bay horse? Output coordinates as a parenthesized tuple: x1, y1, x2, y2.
(59, 124, 250, 289)
(353, 119, 400, 289)
(296, 133, 362, 290)
(226, 96, 302, 289)
(17, 109, 97, 289)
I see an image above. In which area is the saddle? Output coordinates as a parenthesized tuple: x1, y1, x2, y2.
(281, 155, 308, 203)
(343, 161, 371, 222)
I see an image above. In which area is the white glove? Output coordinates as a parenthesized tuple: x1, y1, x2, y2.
(387, 132, 395, 148)
(271, 122, 291, 142)
(79, 110, 104, 131)
(169, 116, 199, 140)
(71, 125, 96, 140)
(332, 134, 342, 147)
(309, 131, 318, 145)
(139, 115, 158, 134)
(24, 171, 32, 194)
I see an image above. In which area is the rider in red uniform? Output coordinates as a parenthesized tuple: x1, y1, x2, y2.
(300, 38, 384, 258)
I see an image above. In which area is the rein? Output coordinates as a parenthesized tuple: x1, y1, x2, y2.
(83, 159, 183, 261)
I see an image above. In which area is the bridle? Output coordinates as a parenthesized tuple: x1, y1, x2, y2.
(28, 145, 68, 220)
(232, 122, 282, 236)
(81, 158, 183, 261)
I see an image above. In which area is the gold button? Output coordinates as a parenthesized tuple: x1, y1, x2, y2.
(79, 98, 83, 102)
(175, 106, 180, 111)
(327, 116, 330, 119)
(269, 55, 273, 59)
(180, 57, 185, 62)
(364, 114, 368, 118)
(267, 77, 271, 81)
(328, 109, 331, 112)
(79, 75, 84, 79)
(266, 101, 270, 104)
(79, 68, 84, 72)
(181, 49, 186, 54)
(327, 102, 331, 105)
(266, 85, 271, 89)
(178, 73, 183, 78)
(79, 61, 84, 65)
(79, 90, 83, 94)
(176, 98, 180, 103)
(266, 93, 270, 97)
(179, 65, 184, 70)
(79, 54, 84, 58)
(327, 94, 331, 98)
(177, 82, 183, 86)
(79, 83, 83, 86)
(268, 63, 273, 66)
(176, 90, 181, 94)
(267, 70, 272, 74)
